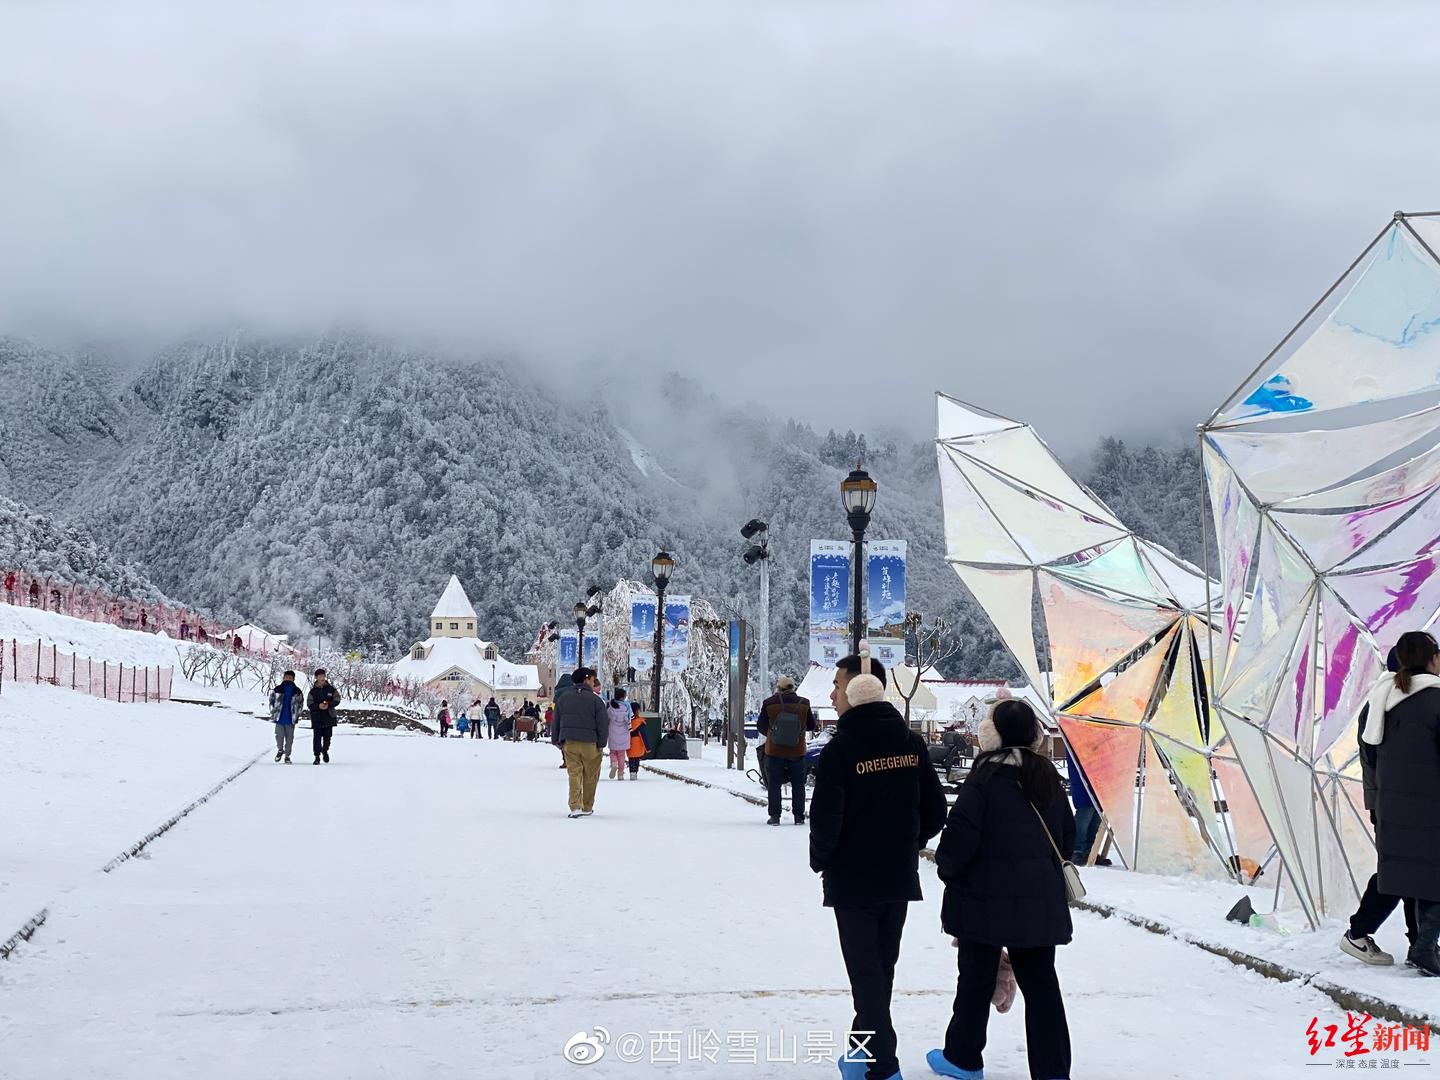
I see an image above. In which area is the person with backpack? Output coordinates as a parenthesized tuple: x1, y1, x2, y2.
(307, 668, 341, 764)
(269, 669, 303, 764)
(810, 650, 948, 1080)
(757, 674, 817, 825)
(927, 698, 1075, 1080)
(483, 697, 502, 740)
(607, 689, 633, 779)
(437, 700, 451, 738)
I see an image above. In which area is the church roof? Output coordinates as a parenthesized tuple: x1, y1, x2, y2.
(391, 636, 541, 692)
(431, 575, 477, 621)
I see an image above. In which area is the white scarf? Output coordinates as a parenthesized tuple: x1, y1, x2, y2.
(1360, 672, 1440, 745)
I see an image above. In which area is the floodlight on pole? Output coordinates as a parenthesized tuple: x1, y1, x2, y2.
(739, 520, 770, 698)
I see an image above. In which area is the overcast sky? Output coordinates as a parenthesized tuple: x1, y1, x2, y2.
(3, 2, 1438, 451)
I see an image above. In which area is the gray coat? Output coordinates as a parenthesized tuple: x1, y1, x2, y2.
(555, 687, 608, 748)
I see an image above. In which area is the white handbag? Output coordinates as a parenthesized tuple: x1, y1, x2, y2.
(1027, 797, 1087, 904)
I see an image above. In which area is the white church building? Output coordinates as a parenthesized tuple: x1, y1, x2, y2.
(389, 576, 540, 707)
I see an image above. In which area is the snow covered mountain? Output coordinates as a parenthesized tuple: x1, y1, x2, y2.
(0, 334, 1202, 678)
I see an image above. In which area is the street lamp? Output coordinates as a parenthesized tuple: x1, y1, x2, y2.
(573, 602, 588, 666)
(650, 550, 674, 713)
(840, 464, 877, 655)
(741, 519, 770, 698)
(574, 586, 604, 670)
(311, 612, 327, 656)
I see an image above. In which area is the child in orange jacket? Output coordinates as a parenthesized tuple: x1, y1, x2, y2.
(627, 704, 648, 780)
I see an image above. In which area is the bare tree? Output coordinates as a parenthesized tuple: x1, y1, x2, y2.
(892, 613, 962, 731)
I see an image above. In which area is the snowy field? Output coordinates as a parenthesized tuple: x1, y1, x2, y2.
(0, 717, 1406, 1079)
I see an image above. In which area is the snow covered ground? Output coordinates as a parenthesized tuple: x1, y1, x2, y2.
(1, 719, 1416, 1078)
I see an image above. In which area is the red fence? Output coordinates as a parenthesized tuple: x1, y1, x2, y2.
(1, 569, 219, 644)
(1, 639, 173, 702)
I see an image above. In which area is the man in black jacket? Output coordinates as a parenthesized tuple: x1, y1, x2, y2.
(555, 667, 608, 818)
(307, 668, 341, 764)
(757, 674, 817, 825)
(810, 654, 948, 1080)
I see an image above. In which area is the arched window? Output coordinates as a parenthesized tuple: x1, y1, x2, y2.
(412, 646, 426, 661)
(484, 645, 498, 661)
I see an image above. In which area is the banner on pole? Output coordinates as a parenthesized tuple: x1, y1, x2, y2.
(628, 597, 656, 673)
(809, 540, 851, 666)
(558, 629, 579, 670)
(583, 622, 602, 674)
(663, 596, 691, 672)
(867, 540, 908, 666)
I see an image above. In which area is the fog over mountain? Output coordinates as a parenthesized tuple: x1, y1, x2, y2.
(0, 333, 1203, 679)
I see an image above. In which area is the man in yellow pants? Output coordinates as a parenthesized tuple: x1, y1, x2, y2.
(554, 667, 607, 817)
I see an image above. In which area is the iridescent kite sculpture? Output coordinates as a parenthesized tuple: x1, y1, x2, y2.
(936, 396, 1258, 885)
(1200, 210, 1440, 926)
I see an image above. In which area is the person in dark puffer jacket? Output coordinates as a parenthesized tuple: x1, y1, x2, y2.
(809, 650, 947, 1080)
(928, 698, 1075, 1080)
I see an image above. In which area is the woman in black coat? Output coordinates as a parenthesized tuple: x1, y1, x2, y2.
(1364, 630, 1440, 976)
(928, 699, 1075, 1080)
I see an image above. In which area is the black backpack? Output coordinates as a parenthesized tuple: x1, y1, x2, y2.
(768, 701, 808, 748)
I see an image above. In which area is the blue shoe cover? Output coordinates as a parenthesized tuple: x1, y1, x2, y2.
(926, 1048, 982, 1079)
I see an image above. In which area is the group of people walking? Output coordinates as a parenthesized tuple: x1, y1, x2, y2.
(268, 668, 341, 765)
(436, 697, 507, 738)
(1339, 631, 1440, 977)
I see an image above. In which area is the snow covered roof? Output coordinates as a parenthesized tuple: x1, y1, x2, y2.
(391, 636, 540, 692)
(430, 575, 477, 621)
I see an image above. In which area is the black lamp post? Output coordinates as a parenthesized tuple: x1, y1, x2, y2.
(650, 550, 674, 713)
(840, 465, 877, 655)
(573, 602, 588, 667)
(311, 611, 327, 656)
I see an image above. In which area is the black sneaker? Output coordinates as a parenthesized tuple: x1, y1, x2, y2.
(284, 756, 291, 764)
(767, 817, 781, 826)
(314, 756, 321, 765)
(794, 817, 806, 825)
(323, 751, 329, 763)
(275, 751, 283, 762)
(1407, 946, 1440, 977)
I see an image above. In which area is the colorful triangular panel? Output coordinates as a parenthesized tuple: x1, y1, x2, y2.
(1328, 550, 1440, 640)
(1041, 574, 1178, 708)
(938, 445, 1028, 564)
(1148, 624, 1205, 745)
(1068, 625, 1176, 724)
(1057, 716, 1142, 870)
(951, 564, 1044, 694)
(1135, 735, 1226, 878)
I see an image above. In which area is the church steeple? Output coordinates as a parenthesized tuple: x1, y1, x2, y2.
(429, 575, 478, 639)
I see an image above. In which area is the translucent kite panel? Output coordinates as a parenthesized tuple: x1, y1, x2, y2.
(1272, 489, 1433, 572)
(946, 426, 1122, 529)
(1223, 522, 1312, 695)
(1069, 625, 1176, 724)
(1136, 735, 1226, 878)
(1218, 717, 1319, 925)
(1339, 488, 1440, 571)
(1203, 447, 1261, 669)
(951, 564, 1044, 694)
(1222, 593, 1315, 730)
(1048, 538, 1166, 604)
(1328, 550, 1440, 640)
(1317, 590, 1383, 760)
(1263, 600, 1317, 752)
(936, 392, 1022, 441)
(1206, 402, 1440, 505)
(1211, 753, 1276, 873)
(1218, 222, 1440, 424)
(953, 455, 1128, 566)
(1149, 625, 1205, 746)
(1057, 716, 1142, 870)
(938, 445, 1027, 564)
(1280, 439, 1440, 512)
(1151, 731, 1223, 854)
(1136, 541, 1212, 612)
(1318, 779, 1372, 915)
(1041, 573, 1178, 707)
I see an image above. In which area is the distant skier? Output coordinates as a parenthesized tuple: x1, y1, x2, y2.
(483, 697, 502, 740)
(269, 669, 303, 764)
(307, 668, 341, 764)
(606, 689, 632, 779)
